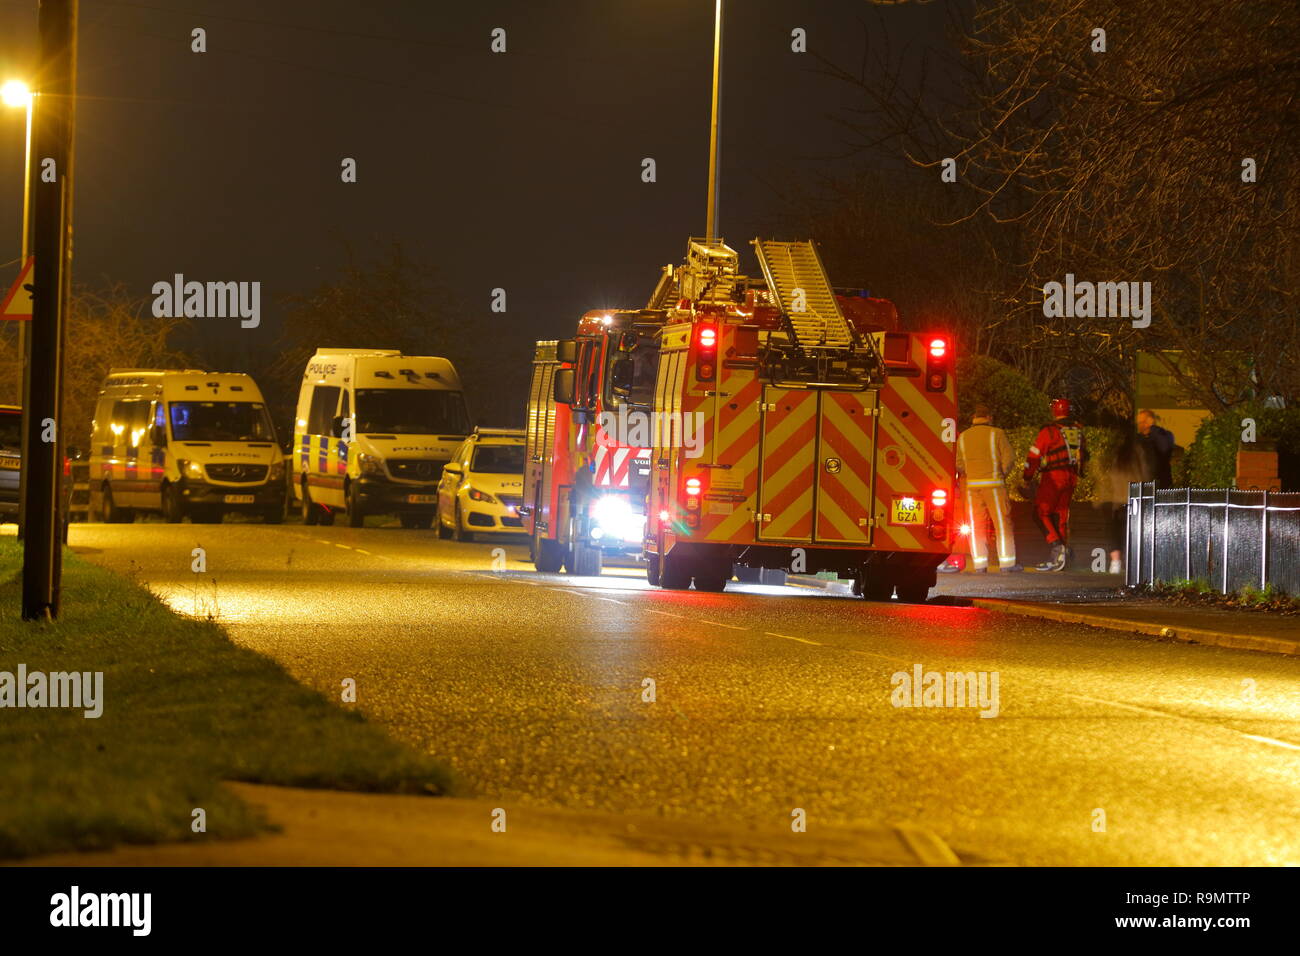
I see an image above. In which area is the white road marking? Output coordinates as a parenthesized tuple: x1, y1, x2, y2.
(765, 631, 823, 646)
(702, 620, 747, 630)
(1068, 694, 1300, 753)
(650, 610, 688, 619)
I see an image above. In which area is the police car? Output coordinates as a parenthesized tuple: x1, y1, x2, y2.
(436, 428, 526, 541)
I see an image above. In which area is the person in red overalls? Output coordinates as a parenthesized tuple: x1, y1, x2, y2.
(1023, 398, 1088, 572)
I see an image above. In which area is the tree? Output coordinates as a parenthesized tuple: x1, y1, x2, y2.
(0, 282, 190, 447)
(812, 0, 1300, 413)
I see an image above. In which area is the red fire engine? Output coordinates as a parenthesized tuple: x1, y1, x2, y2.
(641, 238, 957, 601)
(521, 309, 666, 576)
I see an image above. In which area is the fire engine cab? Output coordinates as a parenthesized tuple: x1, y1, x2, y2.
(641, 238, 957, 602)
(522, 309, 666, 576)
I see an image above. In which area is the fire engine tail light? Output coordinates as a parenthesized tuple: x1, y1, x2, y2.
(685, 477, 702, 496)
(696, 324, 717, 382)
(928, 488, 950, 540)
(925, 335, 950, 393)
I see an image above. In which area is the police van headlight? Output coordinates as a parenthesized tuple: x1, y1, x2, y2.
(268, 460, 285, 481)
(178, 459, 204, 480)
(591, 495, 645, 543)
(356, 453, 384, 476)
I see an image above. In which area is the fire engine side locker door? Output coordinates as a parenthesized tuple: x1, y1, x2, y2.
(814, 390, 877, 544)
(756, 386, 818, 542)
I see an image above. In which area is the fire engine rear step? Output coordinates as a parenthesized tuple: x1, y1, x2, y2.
(752, 239, 859, 353)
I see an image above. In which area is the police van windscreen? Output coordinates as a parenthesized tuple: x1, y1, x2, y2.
(471, 444, 525, 475)
(355, 389, 470, 435)
(170, 402, 277, 442)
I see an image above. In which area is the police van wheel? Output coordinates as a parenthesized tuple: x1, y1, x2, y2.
(103, 485, 134, 524)
(533, 535, 564, 572)
(162, 483, 185, 523)
(301, 483, 320, 526)
(317, 506, 335, 527)
(346, 483, 365, 528)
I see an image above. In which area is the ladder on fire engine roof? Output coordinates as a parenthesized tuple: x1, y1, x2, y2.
(751, 239, 860, 353)
(647, 238, 742, 310)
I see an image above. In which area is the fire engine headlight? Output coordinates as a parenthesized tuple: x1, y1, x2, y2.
(356, 453, 384, 476)
(467, 487, 496, 504)
(592, 495, 644, 543)
(268, 460, 285, 481)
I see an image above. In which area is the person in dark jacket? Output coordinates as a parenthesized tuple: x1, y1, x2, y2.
(1135, 409, 1175, 486)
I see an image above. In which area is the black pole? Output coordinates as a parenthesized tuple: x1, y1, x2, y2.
(21, 0, 77, 621)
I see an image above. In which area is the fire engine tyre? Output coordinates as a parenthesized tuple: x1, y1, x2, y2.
(102, 484, 134, 524)
(659, 551, 693, 590)
(645, 554, 661, 587)
(568, 543, 602, 577)
(855, 575, 894, 602)
(346, 482, 365, 528)
(453, 503, 474, 542)
(691, 554, 731, 592)
(533, 535, 565, 573)
(895, 578, 931, 604)
(161, 483, 185, 523)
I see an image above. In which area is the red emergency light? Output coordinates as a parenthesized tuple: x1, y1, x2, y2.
(696, 325, 717, 383)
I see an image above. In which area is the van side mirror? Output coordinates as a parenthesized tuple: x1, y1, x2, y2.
(149, 424, 167, 446)
(610, 358, 632, 395)
(553, 368, 575, 405)
(556, 339, 577, 365)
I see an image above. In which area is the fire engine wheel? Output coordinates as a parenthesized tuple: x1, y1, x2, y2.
(645, 554, 661, 587)
(568, 543, 602, 577)
(659, 551, 693, 590)
(691, 555, 731, 592)
(533, 535, 565, 573)
(894, 578, 931, 604)
(855, 574, 894, 602)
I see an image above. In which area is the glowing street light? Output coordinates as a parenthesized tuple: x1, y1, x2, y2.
(1, 79, 31, 108)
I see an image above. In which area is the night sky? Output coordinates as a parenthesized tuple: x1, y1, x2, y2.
(0, 0, 946, 421)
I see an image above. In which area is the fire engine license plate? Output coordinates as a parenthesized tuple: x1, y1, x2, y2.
(890, 497, 925, 525)
(407, 495, 436, 504)
(223, 494, 255, 504)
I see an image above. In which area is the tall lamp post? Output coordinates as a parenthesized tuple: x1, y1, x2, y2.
(2, 79, 33, 540)
(705, 0, 723, 242)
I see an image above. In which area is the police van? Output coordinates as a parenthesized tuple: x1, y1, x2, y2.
(292, 348, 472, 528)
(88, 369, 287, 524)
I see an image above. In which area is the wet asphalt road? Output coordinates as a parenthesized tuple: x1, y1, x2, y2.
(71, 519, 1300, 866)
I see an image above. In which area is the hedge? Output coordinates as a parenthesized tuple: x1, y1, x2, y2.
(1182, 405, 1300, 489)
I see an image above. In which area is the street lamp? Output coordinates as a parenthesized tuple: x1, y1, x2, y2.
(3, 79, 32, 538)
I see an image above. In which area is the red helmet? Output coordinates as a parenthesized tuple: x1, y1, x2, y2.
(1050, 398, 1071, 419)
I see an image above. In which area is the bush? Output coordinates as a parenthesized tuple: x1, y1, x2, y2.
(1182, 405, 1300, 489)
(956, 354, 1050, 428)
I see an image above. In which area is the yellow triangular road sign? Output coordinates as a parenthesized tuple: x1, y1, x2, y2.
(1, 257, 33, 320)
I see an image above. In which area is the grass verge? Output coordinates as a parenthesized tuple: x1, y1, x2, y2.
(0, 536, 452, 859)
